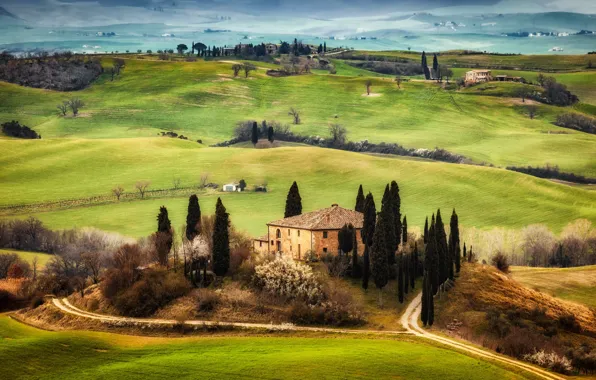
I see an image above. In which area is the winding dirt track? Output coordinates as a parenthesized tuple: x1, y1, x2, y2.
(52, 296, 565, 379)
(400, 294, 566, 380)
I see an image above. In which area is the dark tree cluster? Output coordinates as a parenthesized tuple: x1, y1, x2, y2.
(1, 120, 40, 139)
(507, 165, 596, 184)
(554, 112, 596, 135)
(0, 53, 103, 91)
(535, 74, 579, 106)
(284, 181, 302, 218)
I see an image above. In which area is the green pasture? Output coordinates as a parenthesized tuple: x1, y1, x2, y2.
(0, 249, 53, 267)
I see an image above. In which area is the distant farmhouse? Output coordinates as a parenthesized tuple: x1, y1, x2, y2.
(222, 183, 240, 192)
(465, 69, 492, 84)
(253, 204, 365, 260)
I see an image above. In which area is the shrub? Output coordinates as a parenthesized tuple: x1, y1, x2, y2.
(196, 289, 220, 312)
(557, 314, 582, 333)
(253, 257, 322, 304)
(491, 252, 510, 273)
(0, 289, 20, 311)
(500, 327, 550, 358)
(554, 113, 596, 134)
(112, 268, 190, 317)
(2, 121, 40, 139)
(523, 350, 572, 374)
(486, 308, 511, 338)
(290, 300, 365, 327)
(0, 253, 19, 279)
(30, 295, 44, 309)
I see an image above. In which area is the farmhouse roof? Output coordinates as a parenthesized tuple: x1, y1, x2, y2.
(268, 204, 363, 230)
(255, 234, 268, 241)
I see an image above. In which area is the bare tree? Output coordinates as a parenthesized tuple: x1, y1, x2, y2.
(113, 58, 125, 75)
(527, 105, 538, 119)
(394, 76, 402, 89)
(517, 85, 532, 103)
(328, 124, 347, 147)
(81, 251, 102, 284)
(135, 181, 151, 199)
(198, 173, 209, 189)
(173, 177, 181, 190)
(440, 67, 454, 83)
(288, 107, 301, 124)
(57, 101, 69, 116)
(365, 80, 372, 95)
(68, 98, 84, 116)
(232, 64, 242, 77)
(112, 185, 125, 201)
(243, 63, 256, 78)
(32, 256, 38, 281)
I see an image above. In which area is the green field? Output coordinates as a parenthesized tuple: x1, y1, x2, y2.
(510, 265, 596, 308)
(1, 57, 595, 177)
(0, 249, 53, 268)
(0, 316, 536, 379)
(1, 142, 594, 237)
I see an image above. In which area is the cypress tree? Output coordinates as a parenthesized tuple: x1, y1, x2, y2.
(432, 54, 439, 77)
(185, 194, 201, 241)
(284, 181, 302, 218)
(398, 253, 404, 303)
(355, 185, 365, 213)
(435, 209, 449, 287)
(463, 242, 467, 259)
(404, 253, 409, 295)
(251, 121, 259, 147)
(428, 276, 435, 326)
(351, 229, 359, 278)
(371, 213, 389, 305)
(212, 198, 230, 276)
(428, 215, 439, 295)
(423, 217, 428, 244)
(421, 51, 430, 80)
(402, 215, 408, 245)
(156, 206, 173, 266)
(338, 223, 354, 256)
(362, 245, 370, 290)
(381, 184, 396, 265)
(421, 269, 429, 326)
(411, 242, 418, 289)
(267, 126, 274, 143)
(450, 209, 461, 274)
(421, 51, 427, 68)
(390, 181, 402, 250)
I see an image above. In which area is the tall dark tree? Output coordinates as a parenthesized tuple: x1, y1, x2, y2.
(351, 229, 359, 278)
(398, 254, 404, 303)
(402, 215, 408, 245)
(251, 121, 259, 147)
(435, 209, 449, 287)
(338, 223, 354, 256)
(156, 206, 173, 266)
(355, 185, 365, 213)
(423, 216, 429, 244)
(427, 215, 439, 294)
(185, 194, 201, 241)
(428, 278, 435, 326)
(463, 242, 467, 259)
(450, 209, 461, 274)
(390, 180, 402, 250)
(284, 181, 302, 218)
(323, 42, 327, 53)
(422, 51, 430, 80)
(371, 213, 389, 305)
(432, 54, 439, 78)
(361, 193, 376, 290)
(362, 245, 370, 290)
(410, 243, 417, 289)
(267, 126, 274, 143)
(381, 184, 396, 265)
(421, 269, 429, 326)
(212, 198, 230, 276)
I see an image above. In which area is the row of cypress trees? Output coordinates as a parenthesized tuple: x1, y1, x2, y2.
(154, 194, 231, 280)
(421, 209, 461, 326)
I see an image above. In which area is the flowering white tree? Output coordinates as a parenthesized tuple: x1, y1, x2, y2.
(254, 257, 322, 304)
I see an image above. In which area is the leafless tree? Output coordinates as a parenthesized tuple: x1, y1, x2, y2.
(57, 101, 69, 116)
(328, 124, 347, 147)
(517, 85, 532, 103)
(135, 181, 151, 199)
(288, 107, 301, 124)
(527, 105, 538, 119)
(243, 63, 256, 78)
(440, 67, 453, 83)
(32, 256, 38, 281)
(395, 76, 402, 89)
(68, 98, 84, 116)
(198, 173, 209, 189)
(113, 58, 125, 75)
(232, 63, 242, 77)
(173, 177, 181, 190)
(81, 251, 102, 284)
(112, 185, 125, 201)
(365, 79, 372, 95)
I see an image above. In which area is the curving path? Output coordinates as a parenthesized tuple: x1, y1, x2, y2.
(400, 294, 566, 380)
(52, 296, 565, 379)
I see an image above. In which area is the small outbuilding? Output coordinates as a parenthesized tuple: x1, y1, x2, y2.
(222, 183, 240, 192)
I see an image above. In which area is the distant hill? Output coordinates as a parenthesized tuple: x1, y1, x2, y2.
(0, 6, 19, 20)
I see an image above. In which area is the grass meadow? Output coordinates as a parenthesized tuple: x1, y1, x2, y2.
(0, 316, 535, 380)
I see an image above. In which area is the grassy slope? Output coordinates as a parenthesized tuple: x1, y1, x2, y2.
(1, 142, 594, 237)
(0, 58, 595, 176)
(0, 249, 53, 267)
(0, 316, 533, 380)
(510, 265, 596, 308)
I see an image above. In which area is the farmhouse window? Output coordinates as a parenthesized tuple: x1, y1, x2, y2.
(276, 229, 281, 238)
(323, 231, 328, 238)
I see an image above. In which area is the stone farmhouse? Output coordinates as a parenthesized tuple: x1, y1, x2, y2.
(465, 69, 492, 84)
(252, 204, 365, 260)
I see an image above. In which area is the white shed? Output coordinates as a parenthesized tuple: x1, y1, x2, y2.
(222, 183, 239, 192)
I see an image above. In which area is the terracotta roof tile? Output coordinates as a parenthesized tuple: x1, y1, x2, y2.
(267, 204, 363, 230)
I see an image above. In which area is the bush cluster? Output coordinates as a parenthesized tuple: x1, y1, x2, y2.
(554, 113, 596, 135)
(253, 257, 322, 304)
(1, 121, 40, 139)
(523, 350, 573, 374)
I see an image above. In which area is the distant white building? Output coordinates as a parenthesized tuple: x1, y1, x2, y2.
(222, 183, 240, 192)
(465, 70, 492, 84)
